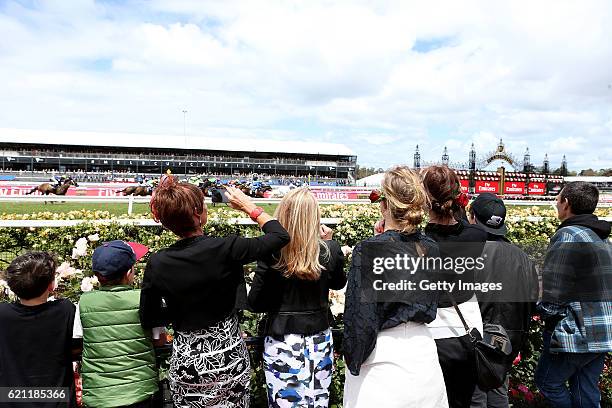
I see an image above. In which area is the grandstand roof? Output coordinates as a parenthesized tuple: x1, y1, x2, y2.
(0, 128, 356, 157)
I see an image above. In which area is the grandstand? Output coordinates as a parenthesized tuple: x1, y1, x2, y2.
(0, 129, 357, 184)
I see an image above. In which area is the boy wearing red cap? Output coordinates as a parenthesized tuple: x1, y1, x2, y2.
(74, 241, 162, 408)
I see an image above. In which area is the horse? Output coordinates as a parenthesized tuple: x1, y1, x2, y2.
(116, 186, 152, 196)
(26, 178, 79, 196)
(250, 185, 273, 198)
(198, 179, 220, 197)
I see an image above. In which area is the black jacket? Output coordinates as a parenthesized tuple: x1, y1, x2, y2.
(476, 234, 538, 362)
(139, 220, 290, 332)
(248, 239, 346, 336)
(343, 230, 440, 376)
(425, 219, 488, 307)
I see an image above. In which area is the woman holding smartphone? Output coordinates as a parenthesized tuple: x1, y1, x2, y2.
(139, 176, 290, 407)
(249, 188, 346, 408)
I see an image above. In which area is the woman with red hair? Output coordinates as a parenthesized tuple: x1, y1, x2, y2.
(139, 176, 290, 407)
(421, 165, 487, 408)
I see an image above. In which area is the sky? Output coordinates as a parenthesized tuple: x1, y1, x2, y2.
(1, 0, 611, 171)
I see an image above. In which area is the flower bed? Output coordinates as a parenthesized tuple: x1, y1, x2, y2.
(1, 204, 611, 406)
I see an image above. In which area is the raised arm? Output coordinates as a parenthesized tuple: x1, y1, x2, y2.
(223, 186, 290, 263)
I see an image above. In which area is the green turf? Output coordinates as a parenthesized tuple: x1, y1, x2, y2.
(0, 202, 279, 217)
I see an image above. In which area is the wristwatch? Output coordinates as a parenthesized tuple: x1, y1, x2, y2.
(249, 206, 265, 222)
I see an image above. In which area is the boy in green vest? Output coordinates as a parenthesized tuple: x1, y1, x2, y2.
(75, 240, 161, 408)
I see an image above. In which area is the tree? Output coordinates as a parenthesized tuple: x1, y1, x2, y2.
(580, 168, 597, 176)
(355, 165, 378, 179)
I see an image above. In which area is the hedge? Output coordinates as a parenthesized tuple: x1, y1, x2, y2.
(1, 204, 611, 406)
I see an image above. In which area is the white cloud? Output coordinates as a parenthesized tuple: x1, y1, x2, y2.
(0, 0, 611, 170)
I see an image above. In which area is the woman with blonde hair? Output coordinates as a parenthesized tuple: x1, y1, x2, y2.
(249, 187, 346, 408)
(343, 166, 448, 408)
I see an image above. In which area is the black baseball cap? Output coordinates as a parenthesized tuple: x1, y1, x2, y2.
(471, 193, 507, 235)
(92, 240, 149, 278)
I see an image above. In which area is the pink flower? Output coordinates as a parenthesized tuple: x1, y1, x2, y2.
(513, 352, 521, 366)
(517, 384, 529, 394)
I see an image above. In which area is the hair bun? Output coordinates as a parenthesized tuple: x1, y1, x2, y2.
(157, 175, 177, 191)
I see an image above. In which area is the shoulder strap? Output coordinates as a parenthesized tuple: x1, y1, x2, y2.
(445, 290, 471, 335)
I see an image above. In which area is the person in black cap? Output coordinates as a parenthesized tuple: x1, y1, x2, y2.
(468, 194, 538, 408)
(74, 240, 163, 408)
(468, 193, 508, 237)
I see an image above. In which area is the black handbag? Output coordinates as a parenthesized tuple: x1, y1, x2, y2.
(412, 241, 512, 390)
(447, 292, 513, 391)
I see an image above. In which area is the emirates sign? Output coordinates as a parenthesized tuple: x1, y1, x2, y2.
(528, 182, 546, 195)
(475, 180, 499, 193)
(504, 182, 525, 195)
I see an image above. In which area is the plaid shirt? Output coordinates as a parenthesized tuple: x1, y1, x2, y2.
(538, 224, 612, 353)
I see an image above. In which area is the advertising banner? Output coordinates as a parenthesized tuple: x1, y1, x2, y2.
(475, 180, 499, 194)
(528, 182, 546, 195)
(504, 181, 525, 195)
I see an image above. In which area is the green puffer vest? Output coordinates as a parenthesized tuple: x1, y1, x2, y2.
(80, 286, 158, 408)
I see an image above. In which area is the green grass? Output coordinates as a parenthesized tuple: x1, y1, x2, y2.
(0, 202, 279, 217)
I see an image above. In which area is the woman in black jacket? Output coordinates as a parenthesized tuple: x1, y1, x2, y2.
(139, 176, 290, 408)
(422, 165, 487, 408)
(343, 166, 448, 408)
(248, 188, 346, 408)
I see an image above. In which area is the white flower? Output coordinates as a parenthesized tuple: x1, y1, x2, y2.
(0, 279, 16, 300)
(80, 276, 99, 292)
(330, 301, 345, 317)
(341, 245, 353, 257)
(56, 262, 81, 280)
(329, 289, 346, 317)
(87, 233, 100, 242)
(71, 237, 88, 259)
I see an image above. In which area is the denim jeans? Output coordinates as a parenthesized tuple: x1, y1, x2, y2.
(535, 331, 606, 408)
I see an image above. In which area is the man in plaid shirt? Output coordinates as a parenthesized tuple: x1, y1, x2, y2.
(536, 182, 612, 408)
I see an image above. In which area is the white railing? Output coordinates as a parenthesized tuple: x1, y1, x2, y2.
(0, 195, 372, 215)
(0, 216, 609, 228)
(0, 218, 342, 228)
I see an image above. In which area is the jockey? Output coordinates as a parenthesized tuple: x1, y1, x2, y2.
(250, 179, 262, 195)
(50, 174, 67, 187)
(188, 175, 203, 186)
(145, 178, 157, 193)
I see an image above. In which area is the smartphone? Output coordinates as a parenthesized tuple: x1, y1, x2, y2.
(211, 188, 230, 204)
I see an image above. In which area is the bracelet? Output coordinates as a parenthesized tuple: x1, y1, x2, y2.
(249, 207, 265, 222)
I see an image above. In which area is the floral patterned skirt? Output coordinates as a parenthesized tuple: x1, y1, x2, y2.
(169, 314, 251, 408)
